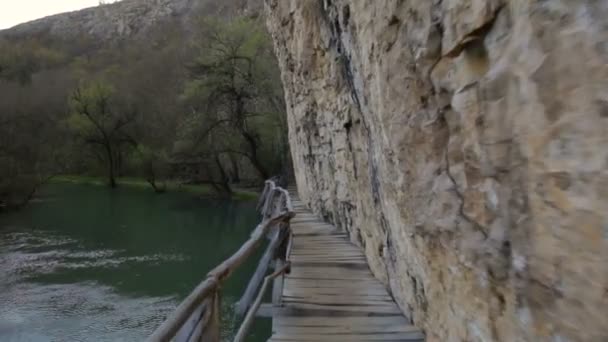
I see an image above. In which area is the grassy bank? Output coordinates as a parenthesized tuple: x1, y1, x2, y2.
(50, 175, 258, 200)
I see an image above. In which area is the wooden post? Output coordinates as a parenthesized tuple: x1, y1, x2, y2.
(146, 278, 217, 342)
(261, 188, 276, 218)
(174, 300, 208, 342)
(200, 290, 220, 342)
(256, 181, 270, 211)
(272, 259, 285, 304)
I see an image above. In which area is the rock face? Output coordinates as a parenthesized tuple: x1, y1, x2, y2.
(265, 0, 608, 341)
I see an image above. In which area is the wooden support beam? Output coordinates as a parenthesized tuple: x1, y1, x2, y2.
(146, 278, 217, 342)
(235, 228, 285, 316)
(174, 300, 209, 342)
(272, 259, 285, 306)
(234, 262, 291, 342)
(271, 258, 286, 333)
(200, 291, 220, 342)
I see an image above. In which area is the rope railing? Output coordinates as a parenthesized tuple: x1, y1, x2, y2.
(146, 179, 295, 342)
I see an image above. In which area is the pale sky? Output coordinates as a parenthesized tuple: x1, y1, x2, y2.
(0, 0, 122, 29)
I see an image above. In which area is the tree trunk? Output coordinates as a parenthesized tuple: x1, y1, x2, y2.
(241, 129, 269, 180)
(105, 143, 117, 188)
(109, 167, 117, 188)
(235, 95, 269, 180)
(147, 178, 166, 193)
(229, 154, 240, 183)
(214, 154, 233, 195)
(116, 149, 123, 177)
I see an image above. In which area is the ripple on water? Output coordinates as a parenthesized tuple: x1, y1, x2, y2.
(0, 230, 186, 284)
(0, 230, 186, 342)
(0, 282, 178, 342)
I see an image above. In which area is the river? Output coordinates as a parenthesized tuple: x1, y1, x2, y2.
(0, 183, 270, 341)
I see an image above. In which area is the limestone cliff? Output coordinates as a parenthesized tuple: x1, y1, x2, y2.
(265, 0, 608, 341)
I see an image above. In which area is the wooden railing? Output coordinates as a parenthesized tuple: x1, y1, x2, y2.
(146, 180, 295, 342)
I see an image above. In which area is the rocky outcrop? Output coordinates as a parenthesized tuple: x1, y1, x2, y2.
(265, 0, 608, 341)
(2, 0, 261, 41)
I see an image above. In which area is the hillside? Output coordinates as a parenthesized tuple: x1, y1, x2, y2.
(1, 0, 260, 41)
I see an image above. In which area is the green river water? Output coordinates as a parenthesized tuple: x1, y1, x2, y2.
(0, 183, 270, 341)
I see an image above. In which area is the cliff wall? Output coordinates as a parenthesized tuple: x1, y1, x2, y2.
(265, 1, 608, 341)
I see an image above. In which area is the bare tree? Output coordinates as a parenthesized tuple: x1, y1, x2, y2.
(184, 18, 282, 180)
(69, 84, 137, 188)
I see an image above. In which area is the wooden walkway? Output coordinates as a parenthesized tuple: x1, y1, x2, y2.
(147, 180, 424, 342)
(269, 194, 424, 342)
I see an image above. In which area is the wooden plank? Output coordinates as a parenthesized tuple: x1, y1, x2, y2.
(289, 247, 361, 251)
(290, 246, 357, 250)
(286, 275, 377, 281)
(290, 245, 357, 249)
(282, 288, 390, 297)
(291, 245, 355, 249)
(291, 240, 351, 243)
(292, 240, 350, 243)
(293, 246, 354, 248)
(287, 268, 373, 275)
(274, 325, 421, 334)
(280, 302, 402, 314)
(290, 262, 371, 269)
(289, 256, 365, 260)
(291, 239, 352, 243)
(290, 248, 359, 253)
(286, 271, 377, 278)
(286, 231, 343, 235)
(290, 230, 345, 235)
(269, 332, 425, 341)
(289, 253, 365, 257)
(287, 259, 368, 264)
(281, 295, 394, 305)
(292, 244, 357, 250)
(282, 284, 388, 292)
(289, 252, 364, 256)
(282, 288, 389, 296)
(284, 279, 386, 287)
(270, 306, 403, 318)
(274, 316, 410, 327)
(289, 255, 366, 259)
(288, 260, 368, 265)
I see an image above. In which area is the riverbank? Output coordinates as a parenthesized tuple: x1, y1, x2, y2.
(50, 175, 259, 200)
